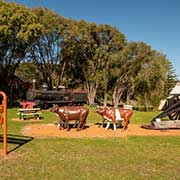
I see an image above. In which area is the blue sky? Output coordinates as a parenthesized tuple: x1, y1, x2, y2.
(7, 0, 180, 78)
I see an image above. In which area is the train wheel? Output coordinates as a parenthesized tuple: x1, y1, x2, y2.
(165, 95, 179, 110)
(165, 95, 180, 120)
(168, 110, 180, 120)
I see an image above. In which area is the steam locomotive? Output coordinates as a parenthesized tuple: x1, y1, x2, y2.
(26, 84, 88, 109)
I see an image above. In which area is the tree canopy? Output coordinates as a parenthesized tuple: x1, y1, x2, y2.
(0, 0, 177, 108)
(0, 0, 41, 102)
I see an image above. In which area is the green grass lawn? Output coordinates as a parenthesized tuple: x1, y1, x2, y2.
(0, 107, 180, 180)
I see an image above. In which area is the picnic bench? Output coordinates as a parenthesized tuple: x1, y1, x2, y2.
(17, 108, 41, 120)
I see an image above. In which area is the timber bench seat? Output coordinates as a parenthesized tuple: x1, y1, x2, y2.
(17, 108, 42, 120)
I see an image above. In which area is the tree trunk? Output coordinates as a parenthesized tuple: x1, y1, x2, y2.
(59, 60, 66, 85)
(103, 90, 108, 107)
(144, 94, 148, 111)
(126, 90, 131, 105)
(126, 94, 130, 105)
(86, 81, 98, 106)
(112, 86, 123, 108)
(103, 81, 108, 107)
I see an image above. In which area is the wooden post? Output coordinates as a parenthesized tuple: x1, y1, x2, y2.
(0, 91, 7, 157)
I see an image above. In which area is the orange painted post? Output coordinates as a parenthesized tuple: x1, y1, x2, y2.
(0, 91, 7, 157)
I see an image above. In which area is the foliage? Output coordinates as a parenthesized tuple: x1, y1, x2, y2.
(133, 50, 171, 109)
(0, 1, 41, 101)
(74, 21, 126, 105)
(109, 42, 173, 109)
(28, 8, 70, 89)
(0, 1, 177, 108)
(164, 61, 177, 96)
(15, 62, 43, 85)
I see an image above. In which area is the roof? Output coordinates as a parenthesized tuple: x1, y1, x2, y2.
(169, 82, 180, 95)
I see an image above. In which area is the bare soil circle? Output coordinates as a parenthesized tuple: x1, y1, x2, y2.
(22, 123, 180, 138)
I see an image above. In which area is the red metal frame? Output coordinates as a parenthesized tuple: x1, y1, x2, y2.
(0, 91, 7, 157)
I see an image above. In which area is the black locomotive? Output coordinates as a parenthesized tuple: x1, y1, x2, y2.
(26, 84, 88, 109)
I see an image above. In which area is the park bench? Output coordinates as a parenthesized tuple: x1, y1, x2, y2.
(17, 108, 42, 120)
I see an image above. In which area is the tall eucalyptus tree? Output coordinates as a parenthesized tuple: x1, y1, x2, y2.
(111, 41, 171, 108)
(75, 21, 125, 105)
(0, 1, 41, 98)
(133, 51, 172, 109)
(29, 8, 71, 89)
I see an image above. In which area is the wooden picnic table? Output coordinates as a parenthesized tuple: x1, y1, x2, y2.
(18, 108, 41, 120)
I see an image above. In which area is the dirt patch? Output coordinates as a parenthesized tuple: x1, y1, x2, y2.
(22, 124, 180, 138)
(12, 118, 42, 122)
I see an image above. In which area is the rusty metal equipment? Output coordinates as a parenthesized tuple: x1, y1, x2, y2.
(0, 91, 7, 157)
(142, 83, 180, 130)
(153, 93, 180, 121)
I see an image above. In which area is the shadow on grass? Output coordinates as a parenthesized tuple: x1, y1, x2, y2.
(0, 134, 34, 154)
(54, 123, 90, 130)
(94, 122, 124, 129)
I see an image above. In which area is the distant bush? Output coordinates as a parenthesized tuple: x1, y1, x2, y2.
(133, 106, 154, 111)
